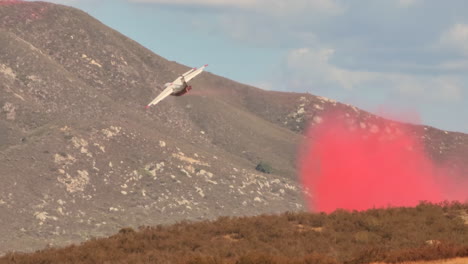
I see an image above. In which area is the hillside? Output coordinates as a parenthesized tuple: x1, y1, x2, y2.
(0, 1, 467, 254)
(1, 202, 467, 264)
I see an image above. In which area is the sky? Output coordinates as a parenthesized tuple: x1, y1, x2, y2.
(31, 0, 468, 133)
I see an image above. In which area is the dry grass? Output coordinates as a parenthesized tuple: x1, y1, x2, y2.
(1, 202, 467, 264)
(371, 257, 468, 264)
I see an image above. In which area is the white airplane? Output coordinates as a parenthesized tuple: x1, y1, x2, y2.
(145, 64, 208, 109)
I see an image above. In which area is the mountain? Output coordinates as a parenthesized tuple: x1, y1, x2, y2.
(0, 1, 467, 254)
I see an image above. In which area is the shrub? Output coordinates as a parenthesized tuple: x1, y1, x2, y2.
(1, 202, 467, 264)
(255, 161, 273, 174)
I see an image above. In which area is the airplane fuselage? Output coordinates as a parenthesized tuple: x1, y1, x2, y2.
(172, 85, 192, 96)
(165, 82, 191, 96)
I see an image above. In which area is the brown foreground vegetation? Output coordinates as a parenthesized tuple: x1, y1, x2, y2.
(1, 202, 467, 264)
(371, 257, 468, 264)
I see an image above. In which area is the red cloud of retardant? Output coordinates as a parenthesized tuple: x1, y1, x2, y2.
(299, 111, 466, 213)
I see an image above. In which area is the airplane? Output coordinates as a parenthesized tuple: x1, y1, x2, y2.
(145, 64, 208, 109)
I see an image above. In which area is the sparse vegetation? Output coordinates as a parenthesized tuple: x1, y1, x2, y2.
(1, 202, 467, 264)
(255, 161, 273, 174)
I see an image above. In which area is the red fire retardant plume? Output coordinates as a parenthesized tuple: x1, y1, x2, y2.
(299, 112, 461, 213)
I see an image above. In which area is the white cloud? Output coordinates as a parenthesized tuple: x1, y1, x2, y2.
(36, 0, 80, 3)
(397, 0, 421, 8)
(432, 78, 463, 101)
(440, 23, 468, 56)
(394, 75, 463, 102)
(438, 60, 468, 71)
(285, 47, 377, 90)
(129, 0, 343, 47)
(281, 46, 464, 103)
(129, 0, 344, 16)
(130, 0, 256, 8)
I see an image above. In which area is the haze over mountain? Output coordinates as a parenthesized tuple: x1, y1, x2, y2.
(0, 1, 467, 254)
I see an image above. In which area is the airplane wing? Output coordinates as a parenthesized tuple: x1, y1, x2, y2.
(184, 64, 208, 83)
(145, 84, 175, 109)
(182, 67, 197, 77)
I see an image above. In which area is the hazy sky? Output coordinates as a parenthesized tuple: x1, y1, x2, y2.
(32, 0, 468, 133)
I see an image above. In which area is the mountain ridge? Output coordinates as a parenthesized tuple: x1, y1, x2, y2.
(0, 1, 467, 254)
